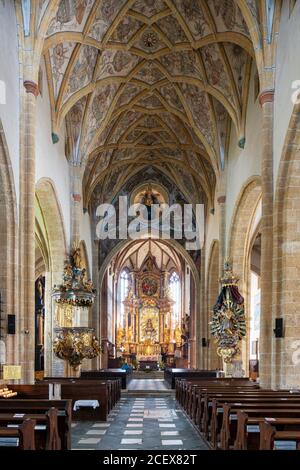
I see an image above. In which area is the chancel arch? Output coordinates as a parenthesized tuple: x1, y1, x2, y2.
(97, 238, 200, 370)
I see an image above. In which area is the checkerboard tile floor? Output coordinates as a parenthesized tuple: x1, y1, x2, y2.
(71, 396, 208, 450)
(128, 379, 169, 390)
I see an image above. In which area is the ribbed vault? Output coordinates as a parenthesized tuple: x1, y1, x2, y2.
(37, 0, 261, 206)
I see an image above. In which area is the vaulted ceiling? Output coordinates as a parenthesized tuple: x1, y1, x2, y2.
(38, 0, 260, 207)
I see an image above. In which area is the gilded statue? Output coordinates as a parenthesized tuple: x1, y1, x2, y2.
(72, 245, 82, 269)
(143, 318, 157, 342)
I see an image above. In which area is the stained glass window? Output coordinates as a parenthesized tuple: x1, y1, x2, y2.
(119, 270, 129, 327)
(169, 271, 181, 328)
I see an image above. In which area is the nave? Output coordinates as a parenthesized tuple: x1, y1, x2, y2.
(72, 386, 208, 451)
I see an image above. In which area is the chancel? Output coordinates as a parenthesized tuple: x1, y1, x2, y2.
(1, 0, 300, 454)
(115, 247, 187, 370)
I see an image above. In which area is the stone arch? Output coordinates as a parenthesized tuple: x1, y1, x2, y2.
(228, 176, 262, 372)
(0, 120, 18, 366)
(35, 178, 67, 375)
(273, 101, 300, 389)
(206, 240, 222, 370)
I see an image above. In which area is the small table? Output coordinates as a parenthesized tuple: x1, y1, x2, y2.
(73, 400, 100, 411)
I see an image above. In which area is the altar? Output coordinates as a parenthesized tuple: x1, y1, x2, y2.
(138, 360, 158, 371)
(116, 253, 183, 367)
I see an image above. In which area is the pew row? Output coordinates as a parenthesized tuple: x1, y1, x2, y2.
(0, 399, 72, 449)
(0, 419, 36, 450)
(0, 407, 61, 450)
(9, 380, 120, 421)
(175, 376, 300, 451)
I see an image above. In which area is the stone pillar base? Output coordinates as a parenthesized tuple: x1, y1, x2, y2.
(224, 360, 245, 378)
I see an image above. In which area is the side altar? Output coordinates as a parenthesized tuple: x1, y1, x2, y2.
(116, 253, 183, 368)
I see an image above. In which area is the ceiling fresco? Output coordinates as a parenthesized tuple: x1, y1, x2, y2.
(39, 0, 260, 208)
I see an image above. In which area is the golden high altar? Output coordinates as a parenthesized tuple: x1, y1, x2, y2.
(117, 253, 182, 367)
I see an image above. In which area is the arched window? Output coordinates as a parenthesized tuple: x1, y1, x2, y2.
(169, 271, 181, 327)
(119, 270, 130, 327)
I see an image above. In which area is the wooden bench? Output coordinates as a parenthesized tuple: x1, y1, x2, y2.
(234, 411, 300, 450)
(9, 381, 114, 422)
(0, 419, 36, 450)
(80, 369, 130, 389)
(0, 407, 61, 450)
(260, 420, 300, 450)
(0, 399, 72, 449)
(43, 377, 122, 409)
(220, 402, 300, 450)
(165, 369, 218, 389)
(207, 392, 300, 444)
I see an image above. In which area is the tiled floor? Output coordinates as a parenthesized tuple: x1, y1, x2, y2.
(128, 379, 169, 390)
(72, 395, 209, 450)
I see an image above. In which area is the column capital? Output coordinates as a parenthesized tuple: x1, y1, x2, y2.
(259, 89, 275, 107)
(23, 80, 39, 97)
(217, 195, 226, 204)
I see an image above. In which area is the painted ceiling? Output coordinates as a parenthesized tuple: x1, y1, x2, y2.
(39, 0, 260, 207)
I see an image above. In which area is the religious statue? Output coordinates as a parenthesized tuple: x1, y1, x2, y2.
(182, 313, 190, 341)
(174, 325, 182, 345)
(37, 277, 44, 305)
(72, 244, 82, 269)
(84, 278, 94, 292)
(210, 260, 246, 363)
(143, 318, 157, 342)
(142, 184, 157, 207)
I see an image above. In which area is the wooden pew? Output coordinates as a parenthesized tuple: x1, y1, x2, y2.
(0, 407, 61, 450)
(9, 381, 114, 422)
(0, 418, 36, 450)
(45, 380, 113, 421)
(260, 420, 300, 450)
(80, 369, 131, 389)
(235, 411, 300, 450)
(165, 369, 218, 389)
(43, 377, 122, 410)
(220, 402, 300, 450)
(0, 399, 71, 449)
(206, 392, 300, 444)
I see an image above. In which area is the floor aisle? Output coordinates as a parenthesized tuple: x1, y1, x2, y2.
(127, 379, 169, 391)
(72, 395, 209, 450)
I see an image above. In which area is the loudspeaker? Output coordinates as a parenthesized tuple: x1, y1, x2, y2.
(202, 338, 207, 347)
(7, 314, 15, 334)
(274, 318, 284, 338)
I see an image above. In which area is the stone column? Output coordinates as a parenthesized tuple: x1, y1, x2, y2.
(199, 245, 207, 369)
(259, 90, 275, 388)
(217, 195, 226, 277)
(19, 80, 39, 383)
(70, 163, 82, 245)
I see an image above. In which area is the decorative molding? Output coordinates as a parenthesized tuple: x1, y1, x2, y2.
(217, 196, 226, 204)
(238, 137, 246, 149)
(23, 80, 39, 97)
(72, 193, 82, 202)
(259, 89, 275, 107)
